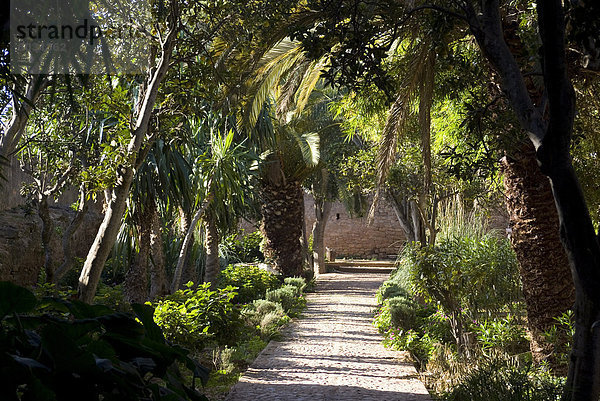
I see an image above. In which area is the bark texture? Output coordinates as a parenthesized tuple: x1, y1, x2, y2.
(124, 199, 153, 303)
(78, 20, 177, 303)
(261, 181, 304, 277)
(38, 195, 55, 283)
(149, 205, 168, 299)
(203, 215, 219, 287)
(312, 198, 331, 275)
(54, 187, 89, 283)
(464, 1, 600, 398)
(502, 142, 574, 370)
(171, 193, 212, 292)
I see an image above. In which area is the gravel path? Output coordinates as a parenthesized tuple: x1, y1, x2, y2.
(225, 272, 432, 401)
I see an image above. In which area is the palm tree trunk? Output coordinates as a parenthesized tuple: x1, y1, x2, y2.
(149, 203, 168, 299)
(261, 180, 304, 277)
(502, 142, 574, 371)
(203, 214, 219, 287)
(124, 201, 152, 303)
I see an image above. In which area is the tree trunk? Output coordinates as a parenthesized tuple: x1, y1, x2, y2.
(78, 24, 177, 303)
(464, 1, 600, 398)
(312, 198, 331, 275)
(501, 142, 574, 371)
(171, 193, 213, 292)
(124, 201, 152, 303)
(38, 194, 55, 283)
(149, 203, 168, 299)
(261, 180, 305, 277)
(300, 192, 313, 271)
(54, 185, 88, 283)
(386, 190, 417, 243)
(0, 75, 48, 160)
(203, 214, 219, 287)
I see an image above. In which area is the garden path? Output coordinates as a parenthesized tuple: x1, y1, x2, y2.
(225, 271, 431, 401)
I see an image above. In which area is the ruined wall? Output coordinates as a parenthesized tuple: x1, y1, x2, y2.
(240, 193, 407, 259)
(0, 157, 78, 212)
(0, 206, 102, 286)
(304, 195, 405, 259)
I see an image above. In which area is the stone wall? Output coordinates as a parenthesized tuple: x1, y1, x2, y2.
(0, 206, 102, 286)
(1, 158, 77, 212)
(240, 194, 407, 259)
(304, 194, 405, 259)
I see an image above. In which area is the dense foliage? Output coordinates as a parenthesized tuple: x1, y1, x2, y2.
(0, 281, 208, 401)
(153, 283, 242, 350)
(216, 264, 280, 304)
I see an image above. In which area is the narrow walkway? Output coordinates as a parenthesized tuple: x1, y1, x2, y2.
(225, 272, 431, 401)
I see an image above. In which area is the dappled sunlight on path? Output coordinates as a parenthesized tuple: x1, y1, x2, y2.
(225, 272, 431, 401)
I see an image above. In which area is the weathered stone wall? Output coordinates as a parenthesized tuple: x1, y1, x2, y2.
(0, 206, 102, 286)
(1, 157, 78, 212)
(304, 194, 405, 259)
(240, 194, 407, 259)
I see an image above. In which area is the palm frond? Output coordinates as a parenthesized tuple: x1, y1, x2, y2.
(294, 130, 320, 167)
(276, 58, 313, 119)
(369, 40, 434, 222)
(293, 56, 330, 119)
(246, 44, 305, 128)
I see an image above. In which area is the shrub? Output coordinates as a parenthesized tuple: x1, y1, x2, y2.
(283, 277, 306, 293)
(0, 281, 208, 401)
(374, 294, 452, 369)
(214, 336, 267, 373)
(266, 285, 301, 312)
(400, 235, 521, 350)
(473, 315, 529, 355)
(221, 231, 264, 263)
(241, 299, 290, 340)
(217, 264, 280, 304)
(153, 283, 242, 350)
(259, 311, 291, 338)
(440, 354, 564, 401)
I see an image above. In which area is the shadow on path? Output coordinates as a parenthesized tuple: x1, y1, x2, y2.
(225, 272, 432, 401)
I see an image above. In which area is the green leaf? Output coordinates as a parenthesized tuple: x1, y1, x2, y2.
(131, 303, 165, 342)
(0, 281, 37, 319)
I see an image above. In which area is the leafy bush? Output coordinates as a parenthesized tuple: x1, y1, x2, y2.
(217, 264, 280, 304)
(542, 310, 574, 369)
(440, 354, 564, 401)
(0, 281, 208, 401)
(400, 236, 521, 350)
(374, 295, 451, 369)
(246, 299, 285, 320)
(153, 283, 242, 350)
(214, 336, 267, 373)
(473, 315, 529, 355)
(221, 231, 264, 263)
(283, 277, 307, 293)
(266, 285, 301, 312)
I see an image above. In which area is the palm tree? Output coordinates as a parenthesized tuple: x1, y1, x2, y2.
(171, 117, 258, 291)
(240, 40, 324, 277)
